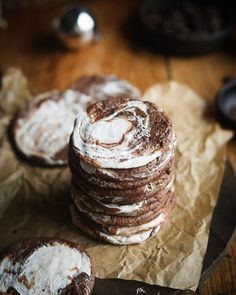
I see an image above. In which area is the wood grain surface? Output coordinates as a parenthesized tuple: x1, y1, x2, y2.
(0, 0, 235, 294)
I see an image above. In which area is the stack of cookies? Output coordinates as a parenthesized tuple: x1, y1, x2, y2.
(69, 97, 176, 245)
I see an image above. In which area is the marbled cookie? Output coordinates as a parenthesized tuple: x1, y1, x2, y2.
(0, 238, 94, 295)
(70, 194, 175, 244)
(70, 75, 140, 103)
(72, 189, 175, 227)
(71, 184, 173, 217)
(71, 146, 175, 182)
(11, 90, 89, 166)
(69, 143, 175, 189)
(71, 166, 174, 205)
(71, 98, 175, 169)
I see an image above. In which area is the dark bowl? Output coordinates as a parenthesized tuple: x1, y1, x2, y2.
(216, 80, 236, 131)
(140, 0, 233, 56)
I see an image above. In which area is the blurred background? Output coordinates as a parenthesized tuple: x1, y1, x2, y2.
(0, 0, 236, 95)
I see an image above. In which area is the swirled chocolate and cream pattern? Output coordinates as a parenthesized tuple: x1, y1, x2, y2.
(69, 97, 177, 245)
(79, 149, 174, 182)
(0, 239, 94, 295)
(72, 98, 175, 169)
(12, 90, 90, 166)
(70, 75, 140, 103)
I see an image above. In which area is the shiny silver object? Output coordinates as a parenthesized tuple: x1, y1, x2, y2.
(53, 6, 99, 50)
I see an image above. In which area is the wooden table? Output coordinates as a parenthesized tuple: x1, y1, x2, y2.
(0, 1, 235, 294)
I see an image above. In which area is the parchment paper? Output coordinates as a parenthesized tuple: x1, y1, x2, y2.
(0, 68, 233, 291)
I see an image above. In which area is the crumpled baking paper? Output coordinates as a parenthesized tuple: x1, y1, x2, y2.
(0, 68, 233, 291)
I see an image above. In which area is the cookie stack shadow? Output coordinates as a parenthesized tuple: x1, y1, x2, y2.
(68, 97, 177, 245)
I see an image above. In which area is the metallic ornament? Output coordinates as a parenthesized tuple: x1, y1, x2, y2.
(53, 6, 99, 50)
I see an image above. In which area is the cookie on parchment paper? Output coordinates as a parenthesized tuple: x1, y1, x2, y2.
(0, 238, 94, 295)
(70, 74, 140, 103)
(10, 89, 89, 166)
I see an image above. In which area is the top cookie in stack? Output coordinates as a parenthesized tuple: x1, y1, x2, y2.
(69, 97, 177, 245)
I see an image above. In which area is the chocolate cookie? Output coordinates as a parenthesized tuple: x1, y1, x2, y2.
(74, 148, 174, 182)
(69, 143, 175, 189)
(11, 90, 89, 166)
(71, 97, 176, 169)
(72, 189, 175, 226)
(70, 75, 140, 103)
(0, 238, 94, 295)
(71, 192, 175, 236)
(69, 194, 175, 244)
(71, 183, 174, 217)
(72, 168, 174, 205)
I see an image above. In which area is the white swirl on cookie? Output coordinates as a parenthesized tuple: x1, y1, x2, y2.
(70, 75, 140, 102)
(14, 90, 90, 165)
(72, 98, 175, 169)
(0, 242, 91, 295)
